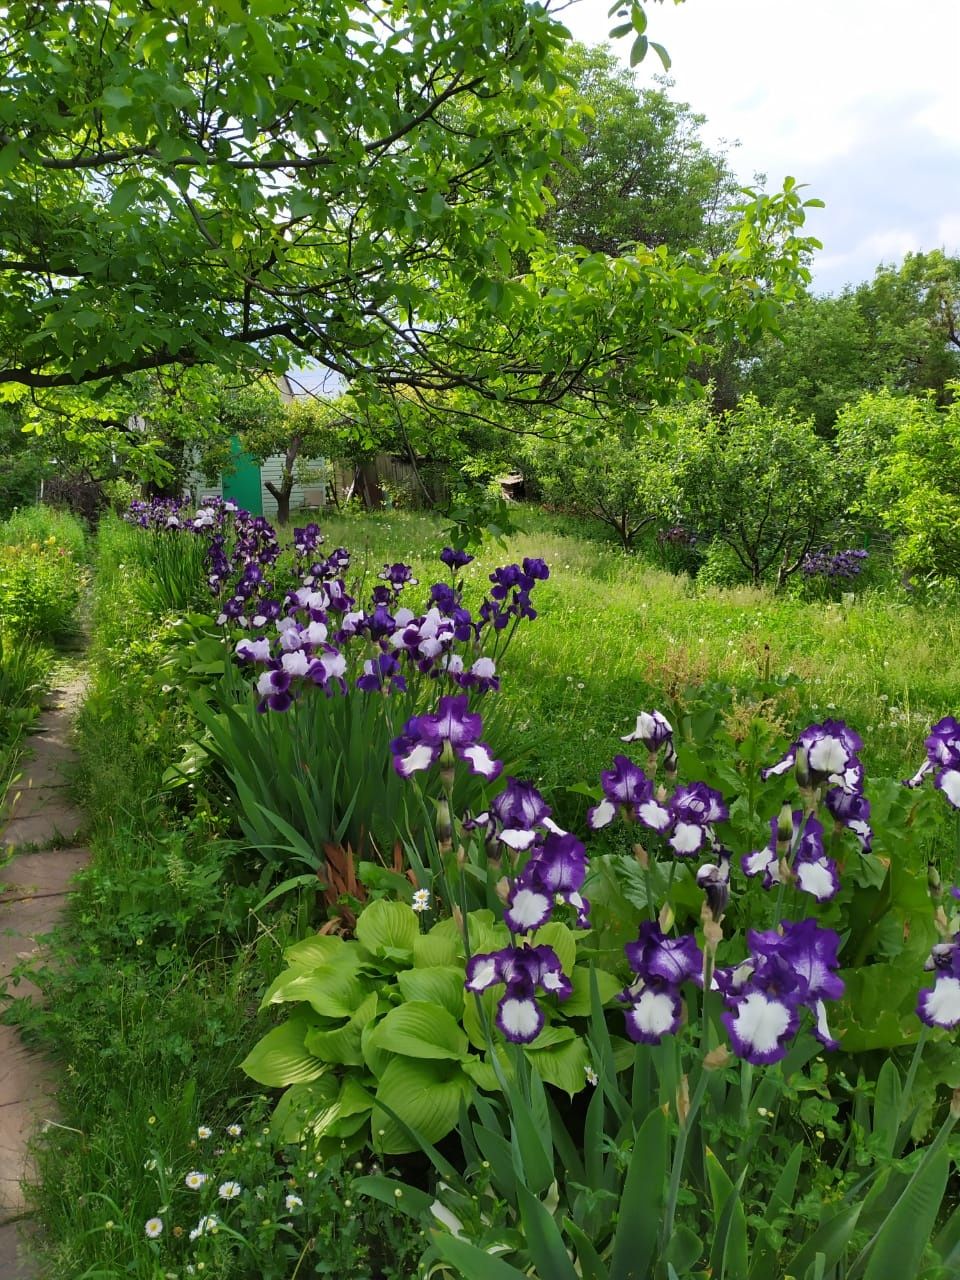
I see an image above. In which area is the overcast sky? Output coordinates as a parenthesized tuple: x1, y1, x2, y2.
(559, 0, 960, 294)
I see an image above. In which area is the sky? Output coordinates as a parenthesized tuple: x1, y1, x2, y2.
(559, 0, 960, 294)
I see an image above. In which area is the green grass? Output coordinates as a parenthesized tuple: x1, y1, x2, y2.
(308, 506, 960, 795)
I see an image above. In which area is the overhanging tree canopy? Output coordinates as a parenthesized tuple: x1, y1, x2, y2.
(0, 0, 818, 416)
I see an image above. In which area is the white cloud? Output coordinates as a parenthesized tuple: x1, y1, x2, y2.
(558, 0, 960, 290)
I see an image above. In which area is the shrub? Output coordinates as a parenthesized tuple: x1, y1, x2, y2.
(0, 507, 87, 640)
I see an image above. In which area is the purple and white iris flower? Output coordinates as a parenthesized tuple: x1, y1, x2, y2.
(390, 695, 502, 780)
(665, 783, 728, 856)
(465, 944, 572, 1043)
(587, 755, 655, 831)
(917, 933, 960, 1029)
(741, 815, 785, 890)
(743, 812, 839, 902)
(904, 716, 960, 810)
(619, 922, 703, 1045)
(503, 832, 590, 932)
(718, 919, 845, 1064)
(762, 720, 864, 790)
(824, 786, 873, 852)
(696, 848, 732, 918)
(468, 778, 561, 851)
(621, 710, 673, 754)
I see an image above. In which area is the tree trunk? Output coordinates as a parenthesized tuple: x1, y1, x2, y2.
(359, 460, 384, 509)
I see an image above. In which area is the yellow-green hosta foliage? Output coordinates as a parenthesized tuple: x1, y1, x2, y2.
(240, 901, 619, 1155)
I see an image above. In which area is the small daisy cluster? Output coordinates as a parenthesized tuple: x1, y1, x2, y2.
(137, 1108, 423, 1275)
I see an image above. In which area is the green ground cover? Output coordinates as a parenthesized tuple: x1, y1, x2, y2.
(4, 504, 960, 1278)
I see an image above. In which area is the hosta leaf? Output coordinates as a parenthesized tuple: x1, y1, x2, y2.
(525, 1034, 590, 1096)
(355, 899, 418, 959)
(366, 1000, 470, 1061)
(397, 965, 465, 1017)
(240, 1015, 326, 1086)
(372, 1056, 472, 1153)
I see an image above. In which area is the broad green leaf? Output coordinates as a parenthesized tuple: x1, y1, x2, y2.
(355, 899, 418, 959)
(372, 1056, 471, 1153)
(396, 965, 465, 1017)
(562, 964, 623, 1016)
(706, 1150, 748, 1280)
(240, 1016, 326, 1086)
(353, 1173, 433, 1220)
(259, 967, 370, 1019)
(532, 920, 577, 974)
(366, 1001, 470, 1061)
(269, 1076, 341, 1143)
(431, 1233, 528, 1280)
(872, 1057, 902, 1157)
(526, 1034, 590, 1096)
(304, 991, 378, 1065)
(414, 927, 462, 967)
(283, 931, 351, 971)
(786, 1205, 862, 1279)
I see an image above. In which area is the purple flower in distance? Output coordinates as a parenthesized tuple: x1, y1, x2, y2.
(741, 815, 786, 890)
(255, 665, 294, 712)
(587, 755, 652, 830)
(465, 944, 571, 1043)
(390, 695, 502, 780)
(621, 710, 673, 753)
(696, 848, 732, 918)
(478, 778, 560, 849)
(356, 652, 407, 694)
(440, 546, 474, 570)
(917, 934, 960, 1029)
(379, 562, 418, 591)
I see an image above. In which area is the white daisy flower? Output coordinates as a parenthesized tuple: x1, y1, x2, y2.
(185, 1170, 208, 1190)
(584, 1064, 599, 1086)
(226, 1124, 242, 1138)
(218, 1180, 242, 1200)
(144, 1217, 164, 1238)
(412, 888, 431, 913)
(197, 1125, 212, 1140)
(285, 1194, 303, 1211)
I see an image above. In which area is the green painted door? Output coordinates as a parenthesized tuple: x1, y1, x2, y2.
(221, 436, 263, 515)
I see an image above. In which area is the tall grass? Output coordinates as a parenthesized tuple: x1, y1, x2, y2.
(312, 507, 960, 794)
(0, 628, 48, 811)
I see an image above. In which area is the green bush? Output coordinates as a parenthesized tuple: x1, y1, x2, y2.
(0, 507, 88, 640)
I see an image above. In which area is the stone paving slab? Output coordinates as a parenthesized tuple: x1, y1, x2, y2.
(0, 670, 89, 1273)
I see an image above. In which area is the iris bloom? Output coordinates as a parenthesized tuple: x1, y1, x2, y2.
(619, 922, 703, 1044)
(762, 720, 864, 788)
(391, 695, 501, 780)
(718, 919, 844, 1064)
(469, 777, 559, 851)
(503, 832, 589, 932)
(917, 934, 960, 1029)
(621, 710, 673, 753)
(465, 944, 571, 1043)
(904, 716, 960, 809)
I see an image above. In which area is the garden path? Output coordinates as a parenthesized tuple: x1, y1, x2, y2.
(0, 673, 88, 1279)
